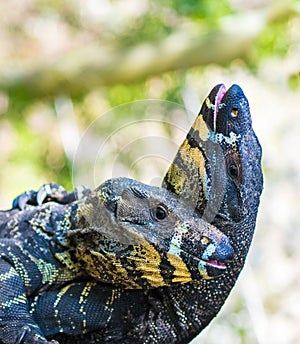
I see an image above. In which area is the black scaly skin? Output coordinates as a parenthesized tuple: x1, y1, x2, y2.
(158, 84, 263, 343)
(0, 179, 233, 344)
(44, 84, 263, 344)
(0, 84, 263, 343)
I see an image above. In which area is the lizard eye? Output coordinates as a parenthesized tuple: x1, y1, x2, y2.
(231, 108, 239, 118)
(154, 205, 168, 221)
(225, 152, 241, 182)
(227, 162, 239, 179)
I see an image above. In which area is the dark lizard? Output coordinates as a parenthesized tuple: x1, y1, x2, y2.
(0, 178, 233, 343)
(1, 84, 263, 343)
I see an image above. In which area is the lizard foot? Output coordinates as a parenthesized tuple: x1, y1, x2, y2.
(12, 183, 90, 210)
(12, 190, 37, 210)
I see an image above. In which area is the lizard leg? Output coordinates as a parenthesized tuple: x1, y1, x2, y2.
(0, 260, 52, 344)
(12, 183, 90, 210)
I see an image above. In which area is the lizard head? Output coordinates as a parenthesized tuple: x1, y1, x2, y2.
(163, 83, 263, 230)
(200, 84, 263, 233)
(70, 177, 233, 289)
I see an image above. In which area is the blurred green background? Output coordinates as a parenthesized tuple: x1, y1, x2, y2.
(0, 0, 299, 343)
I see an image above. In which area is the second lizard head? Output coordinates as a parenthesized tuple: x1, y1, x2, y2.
(68, 177, 233, 289)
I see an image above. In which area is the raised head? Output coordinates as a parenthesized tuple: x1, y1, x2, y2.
(164, 83, 263, 230)
(161, 84, 263, 340)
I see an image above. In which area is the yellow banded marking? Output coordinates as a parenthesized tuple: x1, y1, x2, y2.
(167, 254, 191, 284)
(52, 284, 75, 333)
(55, 250, 81, 274)
(15, 243, 77, 286)
(8, 250, 31, 286)
(132, 244, 166, 288)
(198, 261, 210, 279)
(183, 139, 207, 190)
(29, 295, 39, 315)
(85, 249, 141, 289)
(105, 288, 121, 308)
(78, 281, 97, 333)
(53, 284, 73, 308)
(79, 281, 96, 304)
(164, 162, 186, 195)
(205, 97, 212, 109)
(164, 114, 209, 200)
(168, 138, 207, 199)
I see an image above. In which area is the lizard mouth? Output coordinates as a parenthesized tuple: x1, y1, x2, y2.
(213, 84, 227, 132)
(185, 254, 228, 279)
(201, 258, 226, 270)
(197, 258, 227, 278)
(202, 83, 229, 135)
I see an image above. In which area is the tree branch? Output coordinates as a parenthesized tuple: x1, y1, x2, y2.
(0, 5, 297, 99)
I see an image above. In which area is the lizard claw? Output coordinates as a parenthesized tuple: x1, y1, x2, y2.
(12, 191, 37, 210)
(37, 184, 53, 206)
(12, 183, 91, 210)
(35, 183, 78, 204)
(15, 325, 30, 344)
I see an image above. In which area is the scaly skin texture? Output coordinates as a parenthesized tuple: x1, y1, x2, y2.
(0, 178, 232, 344)
(41, 84, 262, 344)
(157, 84, 263, 343)
(0, 84, 263, 344)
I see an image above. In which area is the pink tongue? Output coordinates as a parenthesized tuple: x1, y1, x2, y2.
(206, 259, 226, 269)
(213, 85, 227, 131)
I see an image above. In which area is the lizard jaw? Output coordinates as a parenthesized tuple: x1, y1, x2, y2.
(197, 258, 227, 279)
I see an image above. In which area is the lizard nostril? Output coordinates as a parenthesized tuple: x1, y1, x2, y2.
(220, 239, 234, 261)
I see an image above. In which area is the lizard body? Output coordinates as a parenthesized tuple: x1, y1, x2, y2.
(0, 178, 232, 343)
(0, 84, 263, 343)
(40, 84, 263, 344)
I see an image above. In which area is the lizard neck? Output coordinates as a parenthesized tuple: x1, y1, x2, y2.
(151, 128, 263, 341)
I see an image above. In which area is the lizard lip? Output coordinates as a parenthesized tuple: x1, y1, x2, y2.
(192, 255, 227, 270)
(201, 259, 226, 270)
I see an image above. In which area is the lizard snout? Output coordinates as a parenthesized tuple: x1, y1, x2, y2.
(195, 227, 234, 279)
(211, 236, 234, 262)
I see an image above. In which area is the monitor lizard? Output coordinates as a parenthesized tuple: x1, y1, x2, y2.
(0, 178, 233, 343)
(0, 84, 263, 343)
